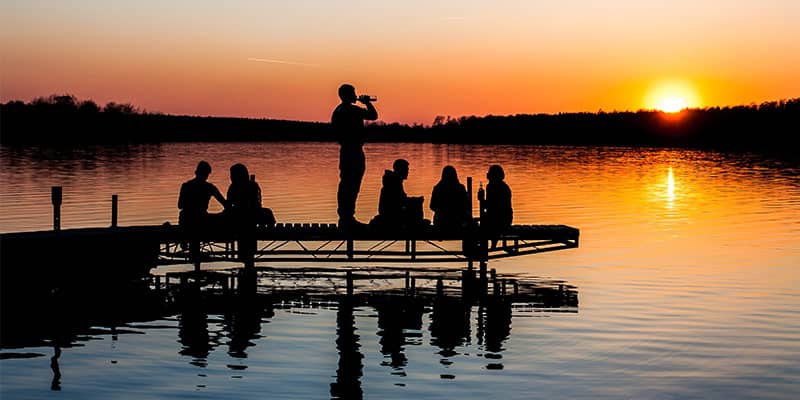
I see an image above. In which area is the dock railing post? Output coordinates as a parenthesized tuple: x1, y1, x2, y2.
(51, 186, 62, 231)
(467, 177, 473, 220)
(111, 194, 118, 228)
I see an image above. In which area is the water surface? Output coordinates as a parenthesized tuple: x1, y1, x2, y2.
(1, 143, 798, 399)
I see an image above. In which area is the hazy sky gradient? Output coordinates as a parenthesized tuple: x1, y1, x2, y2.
(2, 0, 799, 124)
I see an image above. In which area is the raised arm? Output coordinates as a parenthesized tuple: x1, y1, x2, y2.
(363, 101, 378, 121)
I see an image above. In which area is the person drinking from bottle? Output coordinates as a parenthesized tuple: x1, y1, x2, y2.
(331, 83, 378, 231)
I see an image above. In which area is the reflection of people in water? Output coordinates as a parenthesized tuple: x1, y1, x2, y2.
(476, 299, 512, 370)
(429, 299, 471, 361)
(178, 305, 220, 367)
(332, 83, 378, 231)
(430, 165, 471, 230)
(330, 301, 363, 400)
(374, 299, 424, 374)
(178, 161, 227, 228)
(225, 301, 273, 359)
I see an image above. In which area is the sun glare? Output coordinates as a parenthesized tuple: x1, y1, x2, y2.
(644, 81, 701, 113)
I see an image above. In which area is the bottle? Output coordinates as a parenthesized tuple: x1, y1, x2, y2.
(477, 182, 485, 203)
(358, 95, 377, 103)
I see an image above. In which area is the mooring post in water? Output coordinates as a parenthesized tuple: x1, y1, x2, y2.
(111, 194, 118, 228)
(51, 186, 62, 231)
(346, 270, 354, 296)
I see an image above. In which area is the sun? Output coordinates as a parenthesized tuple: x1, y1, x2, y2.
(644, 80, 701, 113)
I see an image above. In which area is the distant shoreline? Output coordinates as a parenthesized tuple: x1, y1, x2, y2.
(2, 95, 798, 156)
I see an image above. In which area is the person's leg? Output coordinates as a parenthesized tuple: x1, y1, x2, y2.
(337, 155, 365, 225)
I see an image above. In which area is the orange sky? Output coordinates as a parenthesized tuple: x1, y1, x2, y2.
(2, 1, 799, 124)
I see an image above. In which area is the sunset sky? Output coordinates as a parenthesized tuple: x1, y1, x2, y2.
(2, 1, 799, 124)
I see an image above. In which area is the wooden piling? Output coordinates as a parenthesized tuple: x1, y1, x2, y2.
(51, 186, 62, 231)
(346, 239, 354, 260)
(111, 194, 118, 228)
(436, 277, 444, 298)
(410, 277, 416, 297)
(467, 177, 473, 219)
(479, 261, 488, 297)
(346, 270, 353, 296)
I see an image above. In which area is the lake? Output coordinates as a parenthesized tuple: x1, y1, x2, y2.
(1, 142, 799, 399)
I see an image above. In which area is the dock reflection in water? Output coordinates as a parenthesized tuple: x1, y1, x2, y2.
(0, 266, 577, 398)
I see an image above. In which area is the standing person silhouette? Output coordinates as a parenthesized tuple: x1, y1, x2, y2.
(332, 83, 378, 231)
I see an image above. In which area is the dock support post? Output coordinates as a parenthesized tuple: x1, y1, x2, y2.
(51, 186, 62, 231)
(436, 277, 444, 298)
(489, 268, 500, 296)
(513, 280, 519, 296)
(411, 240, 416, 261)
(501, 279, 507, 296)
(410, 277, 416, 297)
(405, 270, 410, 294)
(111, 194, 118, 228)
(479, 261, 488, 297)
(346, 271, 354, 296)
(346, 239, 354, 260)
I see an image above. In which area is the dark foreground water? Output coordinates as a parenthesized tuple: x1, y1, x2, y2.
(1, 143, 799, 399)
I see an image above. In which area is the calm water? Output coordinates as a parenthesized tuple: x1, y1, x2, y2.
(1, 143, 799, 399)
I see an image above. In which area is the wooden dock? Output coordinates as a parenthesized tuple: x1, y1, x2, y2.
(0, 222, 578, 267)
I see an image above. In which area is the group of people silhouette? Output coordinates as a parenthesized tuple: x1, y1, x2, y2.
(176, 83, 513, 237)
(178, 161, 275, 231)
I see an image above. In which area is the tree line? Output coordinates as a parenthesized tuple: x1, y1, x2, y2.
(1, 94, 798, 155)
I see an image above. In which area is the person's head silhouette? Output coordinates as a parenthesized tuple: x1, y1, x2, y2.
(393, 159, 409, 180)
(487, 165, 505, 182)
(441, 165, 459, 184)
(338, 84, 357, 104)
(195, 161, 212, 181)
(230, 163, 249, 184)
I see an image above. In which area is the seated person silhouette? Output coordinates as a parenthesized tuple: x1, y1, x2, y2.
(178, 160, 228, 230)
(371, 159, 427, 230)
(430, 165, 471, 231)
(226, 163, 275, 229)
(481, 164, 513, 248)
